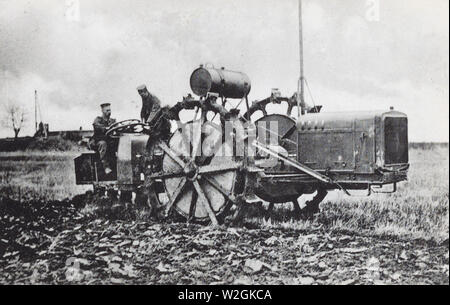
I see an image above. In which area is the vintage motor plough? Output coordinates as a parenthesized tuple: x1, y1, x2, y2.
(74, 65, 409, 225)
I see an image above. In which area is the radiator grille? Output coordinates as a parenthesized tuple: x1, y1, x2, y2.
(385, 117, 408, 165)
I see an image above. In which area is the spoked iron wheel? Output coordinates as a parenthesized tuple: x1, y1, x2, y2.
(242, 94, 299, 122)
(156, 121, 245, 225)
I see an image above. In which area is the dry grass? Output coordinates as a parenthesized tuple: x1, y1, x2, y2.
(0, 150, 90, 201)
(0, 146, 448, 243)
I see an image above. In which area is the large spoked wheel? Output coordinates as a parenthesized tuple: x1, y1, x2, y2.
(157, 121, 245, 225)
(242, 95, 299, 122)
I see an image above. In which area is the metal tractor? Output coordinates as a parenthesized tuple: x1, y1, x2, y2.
(75, 65, 409, 225)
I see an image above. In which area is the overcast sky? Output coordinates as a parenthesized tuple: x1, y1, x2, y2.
(0, 0, 448, 141)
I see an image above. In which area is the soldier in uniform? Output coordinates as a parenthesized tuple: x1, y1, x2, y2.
(89, 103, 117, 175)
(136, 83, 171, 161)
(136, 85, 172, 218)
(137, 84, 162, 123)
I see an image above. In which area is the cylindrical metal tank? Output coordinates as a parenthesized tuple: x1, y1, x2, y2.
(190, 66, 251, 99)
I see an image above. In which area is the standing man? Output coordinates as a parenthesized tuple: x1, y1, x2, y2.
(136, 83, 172, 146)
(137, 84, 162, 123)
(89, 103, 117, 175)
(136, 85, 170, 218)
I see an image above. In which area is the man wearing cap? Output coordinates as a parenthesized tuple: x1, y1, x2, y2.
(89, 103, 117, 175)
(137, 84, 162, 124)
(136, 85, 172, 218)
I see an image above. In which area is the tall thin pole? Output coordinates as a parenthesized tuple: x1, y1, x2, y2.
(34, 90, 37, 132)
(298, 0, 305, 116)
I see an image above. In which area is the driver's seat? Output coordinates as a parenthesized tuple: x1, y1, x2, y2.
(74, 151, 118, 183)
(86, 136, 119, 179)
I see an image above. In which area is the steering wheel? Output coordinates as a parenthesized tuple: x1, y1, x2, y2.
(106, 119, 149, 138)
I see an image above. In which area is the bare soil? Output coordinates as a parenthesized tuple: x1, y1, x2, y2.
(0, 196, 448, 285)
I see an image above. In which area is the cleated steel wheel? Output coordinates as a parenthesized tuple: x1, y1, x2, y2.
(242, 94, 299, 121)
(156, 121, 245, 225)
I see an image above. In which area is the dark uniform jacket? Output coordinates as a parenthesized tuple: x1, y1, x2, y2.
(141, 93, 162, 123)
(91, 116, 117, 142)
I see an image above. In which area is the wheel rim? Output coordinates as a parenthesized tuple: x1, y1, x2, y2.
(161, 121, 241, 222)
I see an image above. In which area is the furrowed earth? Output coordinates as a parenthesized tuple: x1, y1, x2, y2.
(0, 195, 448, 285)
(0, 145, 448, 284)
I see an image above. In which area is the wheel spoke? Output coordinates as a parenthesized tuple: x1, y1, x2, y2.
(179, 125, 193, 159)
(164, 178, 187, 216)
(192, 180, 219, 226)
(159, 142, 186, 168)
(191, 120, 202, 158)
(196, 133, 224, 166)
(198, 162, 241, 175)
(175, 120, 194, 161)
(149, 170, 185, 179)
(188, 188, 198, 222)
(202, 175, 235, 202)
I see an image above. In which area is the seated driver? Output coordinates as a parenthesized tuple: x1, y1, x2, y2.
(89, 103, 117, 175)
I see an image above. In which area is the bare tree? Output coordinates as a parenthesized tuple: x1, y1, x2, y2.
(2, 103, 26, 139)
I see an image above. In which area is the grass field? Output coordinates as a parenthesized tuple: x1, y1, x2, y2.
(0, 150, 91, 201)
(0, 145, 448, 243)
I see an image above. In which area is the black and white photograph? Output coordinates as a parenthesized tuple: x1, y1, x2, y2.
(0, 0, 448, 290)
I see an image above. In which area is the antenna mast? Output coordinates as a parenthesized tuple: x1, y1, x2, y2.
(34, 90, 38, 132)
(297, 0, 305, 116)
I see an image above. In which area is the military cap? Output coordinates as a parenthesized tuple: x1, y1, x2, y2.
(100, 103, 111, 108)
(136, 84, 147, 92)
